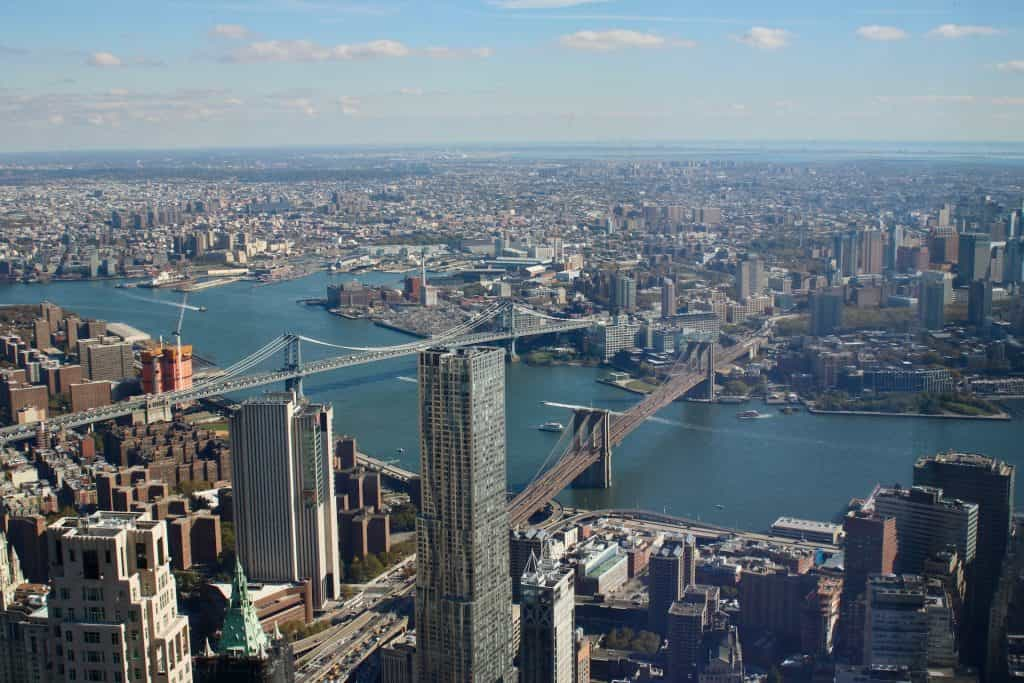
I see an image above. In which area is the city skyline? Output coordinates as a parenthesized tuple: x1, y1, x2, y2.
(2, 0, 1024, 151)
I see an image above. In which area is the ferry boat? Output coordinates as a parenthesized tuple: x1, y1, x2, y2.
(736, 410, 767, 420)
(538, 422, 565, 433)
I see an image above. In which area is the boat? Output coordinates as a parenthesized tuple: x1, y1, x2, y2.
(717, 395, 748, 404)
(197, 306, 208, 312)
(396, 447, 405, 454)
(538, 422, 565, 433)
(736, 410, 768, 420)
(714, 504, 726, 510)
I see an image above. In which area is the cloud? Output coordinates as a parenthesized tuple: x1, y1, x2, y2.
(210, 24, 250, 40)
(226, 38, 412, 62)
(398, 87, 425, 96)
(283, 97, 317, 117)
(338, 96, 361, 115)
(875, 95, 976, 105)
(423, 46, 494, 58)
(87, 52, 122, 67)
(735, 27, 790, 50)
(560, 29, 668, 51)
(992, 97, 1024, 106)
(996, 60, 1024, 73)
(0, 45, 29, 56)
(855, 25, 909, 41)
(492, 0, 606, 7)
(928, 24, 1001, 39)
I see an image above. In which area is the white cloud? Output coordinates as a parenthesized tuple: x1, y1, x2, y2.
(87, 52, 122, 67)
(423, 46, 493, 58)
(996, 60, 1024, 73)
(560, 29, 667, 51)
(928, 24, 1001, 39)
(492, 0, 606, 8)
(470, 47, 494, 58)
(856, 25, 909, 41)
(875, 95, 976, 104)
(338, 96, 361, 115)
(735, 27, 790, 50)
(399, 87, 425, 96)
(47, 114, 64, 126)
(282, 97, 317, 117)
(228, 39, 410, 63)
(210, 24, 250, 40)
(992, 97, 1024, 106)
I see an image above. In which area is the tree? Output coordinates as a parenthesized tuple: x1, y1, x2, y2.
(723, 379, 749, 396)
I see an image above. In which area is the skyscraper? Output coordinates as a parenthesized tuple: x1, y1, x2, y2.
(810, 289, 844, 336)
(864, 574, 957, 670)
(46, 511, 192, 683)
(842, 511, 897, 598)
(734, 256, 764, 302)
(834, 231, 860, 277)
(661, 277, 677, 318)
(859, 229, 884, 275)
(919, 272, 947, 331)
(519, 550, 576, 683)
(230, 391, 340, 609)
(416, 347, 513, 682)
(648, 535, 698, 634)
(914, 451, 1015, 665)
(874, 485, 978, 575)
(967, 279, 992, 328)
(958, 233, 991, 283)
(613, 274, 637, 313)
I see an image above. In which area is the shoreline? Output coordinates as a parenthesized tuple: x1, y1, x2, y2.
(805, 404, 1010, 421)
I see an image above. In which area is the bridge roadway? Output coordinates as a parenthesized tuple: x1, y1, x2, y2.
(507, 334, 765, 527)
(0, 318, 590, 446)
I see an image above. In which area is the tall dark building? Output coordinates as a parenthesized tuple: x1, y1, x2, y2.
(648, 536, 698, 634)
(958, 233, 991, 283)
(968, 279, 993, 328)
(810, 289, 844, 336)
(842, 511, 898, 598)
(914, 451, 1015, 666)
(415, 347, 513, 682)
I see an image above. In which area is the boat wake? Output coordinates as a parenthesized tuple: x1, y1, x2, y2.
(396, 376, 417, 384)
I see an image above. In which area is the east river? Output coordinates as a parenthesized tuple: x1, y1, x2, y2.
(2, 272, 1022, 531)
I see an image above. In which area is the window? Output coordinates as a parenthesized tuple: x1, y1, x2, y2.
(68, 670, 76, 681)
(105, 549, 112, 565)
(60, 588, 70, 600)
(86, 670, 105, 682)
(82, 550, 100, 580)
(69, 549, 76, 562)
(157, 539, 165, 566)
(110, 633, 119, 645)
(83, 632, 100, 644)
(85, 651, 103, 663)
(134, 543, 147, 570)
(67, 649, 74, 661)
(65, 631, 73, 643)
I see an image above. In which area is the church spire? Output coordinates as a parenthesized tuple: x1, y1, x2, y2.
(217, 559, 270, 658)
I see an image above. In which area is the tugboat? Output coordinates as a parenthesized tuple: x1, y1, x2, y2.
(736, 410, 767, 420)
(538, 422, 565, 433)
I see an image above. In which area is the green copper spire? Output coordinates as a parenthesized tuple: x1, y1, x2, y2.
(217, 559, 270, 657)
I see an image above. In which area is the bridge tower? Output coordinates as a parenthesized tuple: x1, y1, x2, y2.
(703, 341, 716, 401)
(507, 303, 519, 360)
(284, 334, 304, 397)
(569, 408, 613, 489)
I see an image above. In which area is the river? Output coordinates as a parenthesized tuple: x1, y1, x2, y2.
(2, 273, 1021, 531)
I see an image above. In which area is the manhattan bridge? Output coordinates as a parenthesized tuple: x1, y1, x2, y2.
(0, 300, 766, 523)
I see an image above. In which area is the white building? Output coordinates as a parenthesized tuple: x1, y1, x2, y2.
(46, 511, 191, 683)
(229, 391, 340, 609)
(520, 549, 576, 683)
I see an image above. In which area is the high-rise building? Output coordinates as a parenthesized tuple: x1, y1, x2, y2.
(648, 536, 697, 634)
(140, 344, 193, 394)
(810, 289, 844, 336)
(661, 278, 677, 318)
(958, 233, 991, 283)
(834, 231, 860, 277)
(967, 279, 992, 328)
(860, 229, 884, 275)
(79, 338, 134, 382)
(919, 273, 947, 330)
(519, 550, 576, 683)
(734, 256, 764, 302)
(229, 391, 340, 609)
(842, 511, 897, 598)
(864, 574, 957, 670)
(613, 274, 637, 312)
(667, 598, 708, 683)
(415, 347, 513, 682)
(914, 452, 1015, 664)
(874, 486, 978, 575)
(46, 511, 192, 683)
(886, 224, 903, 272)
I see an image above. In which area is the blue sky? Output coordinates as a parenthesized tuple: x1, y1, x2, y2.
(2, 0, 1023, 151)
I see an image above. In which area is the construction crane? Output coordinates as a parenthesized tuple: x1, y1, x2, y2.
(171, 293, 188, 391)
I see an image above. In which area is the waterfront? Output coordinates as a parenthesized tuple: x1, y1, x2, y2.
(2, 273, 1022, 531)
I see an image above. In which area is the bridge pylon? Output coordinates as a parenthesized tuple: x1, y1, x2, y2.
(570, 408, 612, 489)
(284, 334, 304, 397)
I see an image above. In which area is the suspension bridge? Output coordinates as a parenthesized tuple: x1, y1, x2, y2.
(0, 301, 589, 446)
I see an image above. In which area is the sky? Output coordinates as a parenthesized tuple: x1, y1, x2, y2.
(2, 0, 1023, 152)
